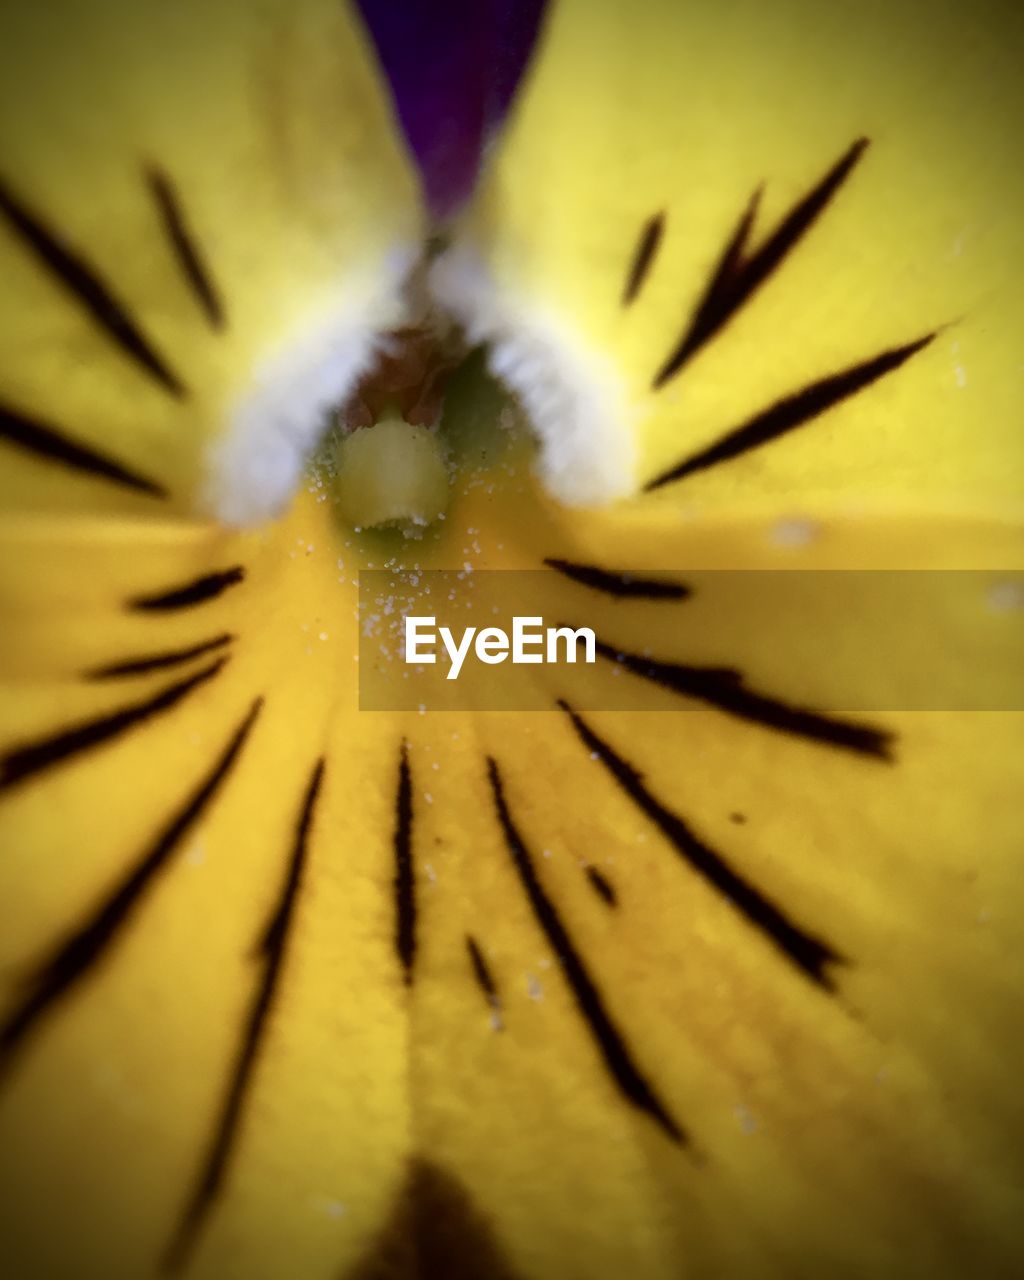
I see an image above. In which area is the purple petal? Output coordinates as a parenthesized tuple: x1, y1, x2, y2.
(354, 0, 548, 221)
(485, 0, 548, 131)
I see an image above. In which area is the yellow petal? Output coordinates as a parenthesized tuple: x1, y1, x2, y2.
(0, 0, 420, 522)
(434, 0, 1024, 515)
(2, 0, 1024, 1275)
(1, 475, 1022, 1277)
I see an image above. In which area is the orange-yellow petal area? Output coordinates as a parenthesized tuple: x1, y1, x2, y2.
(0, 474, 1021, 1278)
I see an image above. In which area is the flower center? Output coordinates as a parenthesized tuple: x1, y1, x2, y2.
(332, 323, 464, 532)
(333, 414, 449, 531)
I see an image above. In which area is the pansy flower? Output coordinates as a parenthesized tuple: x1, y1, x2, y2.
(0, 1, 1022, 1277)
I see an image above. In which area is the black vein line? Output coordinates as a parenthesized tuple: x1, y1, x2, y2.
(0, 176, 186, 399)
(163, 758, 323, 1275)
(654, 138, 869, 386)
(544, 558, 690, 601)
(83, 633, 235, 681)
(560, 703, 842, 987)
(647, 332, 936, 491)
(681, 186, 763, 355)
(394, 741, 416, 986)
(585, 866, 617, 908)
(0, 699, 263, 1080)
(0, 657, 229, 795)
(466, 934, 502, 1026)
(129, 566, 245, 612)
(622, 211, 665, 307)
(486, 757, 685, 1144)
(147, 168, 224, 330)
(590, 637, 892, 759)
(0, 399, 168, 497)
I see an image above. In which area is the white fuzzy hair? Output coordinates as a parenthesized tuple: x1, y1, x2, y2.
(429, 243, 636, 506)
(201, 246, 417, 526)
(202, 238, 636, 525)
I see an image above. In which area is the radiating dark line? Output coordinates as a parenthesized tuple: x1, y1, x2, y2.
(465, 935, 501, 1025)
(0, 399, 168, 497)
(544, 558, 690, 601)
(665, 186, 762, 378)
(585, 866, 617, 908)
(0, 699, 262, 1079)
(347, 1158, 525, 1279)
(654, 138, 869, 386)
(647, 332, 936, 491)
(83, 634, 235, 681)
(622, 211, 665, 306)
(486, 757, 685, 1144)
(147, 168, 224, 330)
(560, 703, 842, 987)
(0, 657, 229, 794)
(590, 637, 892, 759)
(393, 742, 416, 986)
(0, 176, 186, 398)
(163, 758, 323, 1275)
(465, 936, 498, 1001)
(129, 566, 245, 612)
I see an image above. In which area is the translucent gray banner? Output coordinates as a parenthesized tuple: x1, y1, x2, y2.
(358, 569, 1024, 713)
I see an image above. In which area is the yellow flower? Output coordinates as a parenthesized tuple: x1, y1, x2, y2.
(0, 1, 1022, 1278)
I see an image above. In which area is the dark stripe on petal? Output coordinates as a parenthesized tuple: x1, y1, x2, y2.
(129, 567, 245, 612)
(345, 1159, 525, 1280)
(83, 634, 235, 681)
(147, 168, 224, 330)
(654, 138, 869, 386)
(647, 332, 936, 491)
(560, 703, 842, 987)
(0, 400, 167, 497)
(466, 934, 502, 1027)
(163, 758, 323, 1274)
(0, 657, 229, 794)
(585, 866, 617, 908)
(0, 177, 186, 398)
(0, 699, 262, 1078)
(544, 558, 689, 600)
(394, 741, 416, 985)
(622, 211, 665, 307)
(663, 186, 761, 377)
(486, 757, 685, 1144)
(591, 637, 893, 759)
